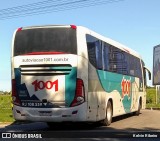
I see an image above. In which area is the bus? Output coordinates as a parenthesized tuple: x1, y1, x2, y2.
(11, 25, 151, 126)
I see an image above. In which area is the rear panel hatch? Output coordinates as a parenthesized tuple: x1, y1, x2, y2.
(13, 54, 77, 108)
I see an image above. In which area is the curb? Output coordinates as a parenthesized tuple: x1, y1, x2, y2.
(0, 122, 13, 127)
(146, 108, 160, 110)
(0, 121, 33, 127)
(0, 122, 13, 125)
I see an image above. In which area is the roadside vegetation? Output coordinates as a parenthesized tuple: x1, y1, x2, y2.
(146, 87, 160, 108)
(0, 92, 14, 122)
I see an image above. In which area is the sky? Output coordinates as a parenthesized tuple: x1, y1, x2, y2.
(0, 0, 160, 91)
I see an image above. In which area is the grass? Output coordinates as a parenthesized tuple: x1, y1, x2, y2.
(146, 103, 160, 108)
(0, 95, 15, 122)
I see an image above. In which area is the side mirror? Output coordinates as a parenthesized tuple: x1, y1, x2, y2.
(144, 66, 151, 80)
(148, 71, 151, 80)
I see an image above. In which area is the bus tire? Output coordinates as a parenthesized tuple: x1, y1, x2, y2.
(103, 100, 113, 126)
(135, 99, 141, 116)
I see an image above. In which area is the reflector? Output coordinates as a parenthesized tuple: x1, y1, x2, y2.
(17, 27, 22, 32)
(70, 25, 77, 30)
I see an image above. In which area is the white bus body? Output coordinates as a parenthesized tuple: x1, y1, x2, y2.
(11, 25, 150, 125)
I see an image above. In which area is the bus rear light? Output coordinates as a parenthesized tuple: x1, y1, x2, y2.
(17, 27, 23, 32)
(16, 110, 21, 114)
(70, 79, 85, 107)
(12, 79, 16, 96)
(16, 110, 25, 116)
(12, 79, 21, 106)
(72, 110, 78, 115)
(70, 25, 77, 30)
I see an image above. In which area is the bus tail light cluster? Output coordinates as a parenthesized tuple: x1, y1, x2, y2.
(17, 27, 23, 32)
(70, 25, 77, 30)
(71, 78, 85, 107)
(12, 79, 21, 106)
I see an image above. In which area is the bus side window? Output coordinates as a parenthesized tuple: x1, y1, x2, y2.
(87, 43, 97, 67)
(95, 40, 102, 70)
(103, 43, 109, 71)
(129, 55, 135, 76)
(136, 58, 143, 91)
(86, 34, 102, 69)
(128, 55, 143, 91)
(108, 46, 128, 75)
(142, 61, 147, 87)
(86, 35, 97, 68)
(115, 50, 128, 75)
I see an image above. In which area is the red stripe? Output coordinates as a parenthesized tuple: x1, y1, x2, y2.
(21, 52, 67, 55)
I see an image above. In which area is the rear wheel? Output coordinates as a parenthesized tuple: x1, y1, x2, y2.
(103, 101, 113, 126)
(135, 99, 141, 116)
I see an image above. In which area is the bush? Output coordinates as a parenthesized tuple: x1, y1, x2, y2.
(146, 88, 156, 104)
(0, 95, 14, 122)
(146, 97, 152, 104)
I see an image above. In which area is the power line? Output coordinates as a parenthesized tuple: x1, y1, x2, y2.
(0, 0, 125, 19)
(0, 0, 74, 14)
(0, 0, 126, 20)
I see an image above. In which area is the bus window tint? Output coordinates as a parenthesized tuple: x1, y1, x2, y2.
(95, 41, 102, 69)
(87, 41, 97, 67)
(14, 28, 77, 56)
(108, 46, 129, 75)
(86, 35, 102, 69)
(86, 34, 142, 79)
(103, 43, 109, 71)
(128, 55, 142, 79)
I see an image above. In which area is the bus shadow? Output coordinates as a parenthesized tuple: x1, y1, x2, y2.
(112, 112, 142, 123)
(3, 112, 142, 131)
(47, 122, 98, 130)
(47, 112, 141, 131)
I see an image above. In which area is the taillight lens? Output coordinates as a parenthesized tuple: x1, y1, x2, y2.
(12, 79, 21, 106)
(70, 25, 77, 30)
(17, 27, 22, 32)
(71, 79, 85, 107)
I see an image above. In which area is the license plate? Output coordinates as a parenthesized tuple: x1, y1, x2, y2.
(39, 111, 52, 116)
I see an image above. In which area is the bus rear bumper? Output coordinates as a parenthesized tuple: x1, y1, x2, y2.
(12, 103, 88, 122)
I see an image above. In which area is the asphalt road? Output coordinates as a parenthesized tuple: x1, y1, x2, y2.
(0, 109, 160, 140)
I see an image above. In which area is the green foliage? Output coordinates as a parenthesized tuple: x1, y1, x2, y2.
(146, 88, 156, 104)
(0, 95, 15, 122)
(146, 103, 160, 108)
(146, 88, 160, 108)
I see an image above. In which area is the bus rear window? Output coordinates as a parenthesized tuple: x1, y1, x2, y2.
(14, 28, 77, 56)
